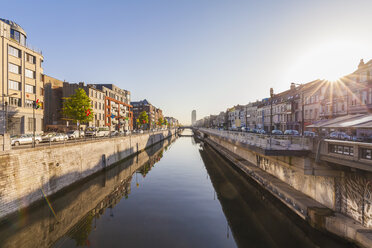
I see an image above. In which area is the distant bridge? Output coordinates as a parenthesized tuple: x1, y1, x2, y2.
(178, 126, 194, 130)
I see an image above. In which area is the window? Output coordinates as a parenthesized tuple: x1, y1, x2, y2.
(8, 46, 21, 58)
(10, 29, 20, 42)
(28, 118, 35, 131)
(25, 99, 35, 108)
(99, 113, 101, 120)
(329, 144, 353, 156)
(95, 102, 97, 109)
(9, 80, 20, 91)
(361, 148, 372, 160)
(25, 69, 35, 79)
(20, 34, 26, 46)
(9, 97, 21, 107)
(25, 84, 36, 94)
(9, 63, 21, 74)
(26, 53, 35, 64)
(40, 87, 44, 96)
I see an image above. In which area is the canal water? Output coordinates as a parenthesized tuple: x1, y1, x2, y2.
(0, 130, 353, 248)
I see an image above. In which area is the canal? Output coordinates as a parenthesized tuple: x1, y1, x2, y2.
(0, 130, 353, 247)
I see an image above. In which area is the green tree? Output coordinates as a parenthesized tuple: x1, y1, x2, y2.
(157, 117, 163, 127)
(138, 111, 148, 129)
(62, 88, 93, 132)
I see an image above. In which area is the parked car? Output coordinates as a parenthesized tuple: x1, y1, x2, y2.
(329, 131, 350, 140)
(11, 134, 42, 146)
(41, 132, 57, 142)
(85, 127, 110, 137)
(284, 130, 299, 136)
(257, 129, 266, 134)
(67, 130, 84, 139)
(50, 133, 68, 142)
(271, 130, 283, 135)
(304, 131, 316, 137)
(124, 130, 131, 135)
(139, 130, 144, 134)
(110, 130, 119, 136)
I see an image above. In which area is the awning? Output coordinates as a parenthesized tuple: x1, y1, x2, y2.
(323, 115, 372, 128)
(352, 121, 372, 129)
(307, 114, 365, 128)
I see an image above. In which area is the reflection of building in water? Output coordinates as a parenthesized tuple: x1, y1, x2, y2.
(0, 133, 177, 248)
(138, 149, 164, 177)
(67, 176, 133, 246)
(93, 176, 132, 217)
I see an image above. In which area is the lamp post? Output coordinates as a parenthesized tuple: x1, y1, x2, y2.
(2, 93, 17, 151)
(270, 88, 274, 133)
(294, 83, 304, 136)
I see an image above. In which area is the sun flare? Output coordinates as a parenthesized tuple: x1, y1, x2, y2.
(287, 40, 371, 84)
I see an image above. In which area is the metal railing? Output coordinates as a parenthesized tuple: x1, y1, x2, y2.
(200, 128, 312, 150)
(10, 128, 176, 150)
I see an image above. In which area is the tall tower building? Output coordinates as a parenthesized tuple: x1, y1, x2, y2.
(0, 18, 44, 135)
(191, 110, 196, 125)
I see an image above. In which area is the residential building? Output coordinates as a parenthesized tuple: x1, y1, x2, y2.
(62, 82, 106, 129)
(0, 18, 44, 135)
(94, 84, 133, 131)
(165, 116, 179, 127)
(43, 75, 63, 128)
(131, 99, 156, 129)
(155, 108, 164, 126)
(216, 111, 227, 129)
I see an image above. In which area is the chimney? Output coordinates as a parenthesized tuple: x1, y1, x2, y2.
(358, 59, 365, 69)
(290, 82, 296, 91)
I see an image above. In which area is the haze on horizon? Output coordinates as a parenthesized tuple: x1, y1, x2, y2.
(3, 0, 372, 125)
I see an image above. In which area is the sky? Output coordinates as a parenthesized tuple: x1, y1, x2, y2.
(3, 0, 372, 124)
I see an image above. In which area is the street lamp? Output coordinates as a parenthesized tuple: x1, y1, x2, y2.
(2, 93, 17, 151)
(294, 83, 305, 136)
(270, 88, 274, 133)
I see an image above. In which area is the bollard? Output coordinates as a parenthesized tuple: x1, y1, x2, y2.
(102, 154, 107, 169)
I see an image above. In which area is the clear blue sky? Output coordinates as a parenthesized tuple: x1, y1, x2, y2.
(3, 0, 372, 124)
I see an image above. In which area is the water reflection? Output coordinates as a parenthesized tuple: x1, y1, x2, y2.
(0, 137, 174, 248)
(197, 141, 352, 248)
(0, 132, 353, 248)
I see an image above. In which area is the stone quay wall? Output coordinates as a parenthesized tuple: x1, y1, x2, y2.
(0, 129, 176, 220)
(0, 136, 174, 248)
(201, 130, 372, 229)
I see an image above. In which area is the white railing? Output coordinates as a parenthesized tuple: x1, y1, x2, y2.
(200, 128, 311, 150)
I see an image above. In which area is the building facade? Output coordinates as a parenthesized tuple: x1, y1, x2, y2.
(94, 84, 133, 131)
(43, 75, 63, 128)
(0, 18, 44, 135)
(191, 110, 196, 125)
(131, 99, 156, 129)
(62, 82, 106, 129)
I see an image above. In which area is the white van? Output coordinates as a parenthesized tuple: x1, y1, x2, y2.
(96, 127, 110, 137)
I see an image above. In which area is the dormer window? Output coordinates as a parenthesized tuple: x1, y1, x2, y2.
(10, 29, 26, 46)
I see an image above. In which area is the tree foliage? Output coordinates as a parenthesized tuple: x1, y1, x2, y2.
(157, 117, 163, 127)
(139, 111, 148, 125)
(62, 88, 93, 124)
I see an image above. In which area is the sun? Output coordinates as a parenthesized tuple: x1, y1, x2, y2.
(287, 39, 371, 84)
